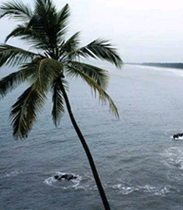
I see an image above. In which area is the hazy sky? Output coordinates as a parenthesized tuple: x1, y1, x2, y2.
(0, 0, 183, 63)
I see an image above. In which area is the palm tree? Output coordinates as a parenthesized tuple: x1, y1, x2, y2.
(0, 0, 122, 209)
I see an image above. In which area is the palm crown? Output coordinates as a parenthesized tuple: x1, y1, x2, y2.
(0, 0, 122, 139)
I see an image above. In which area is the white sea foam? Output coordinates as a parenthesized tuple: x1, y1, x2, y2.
(44, 171, 177, 196)
(112, 183, 172, 196)
(44, 176, 57, 186)
(162, 147, 183, 169)
(4, 169, 23, 177)
(44, 172, 83, 190)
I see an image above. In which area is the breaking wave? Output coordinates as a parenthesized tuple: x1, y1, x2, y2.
(3, 169, 23, 178)
(110, 183, 177, 196)
(162, 147, 183, 170)
(44, 171, 179, 197)
(44, 171, 92, 190)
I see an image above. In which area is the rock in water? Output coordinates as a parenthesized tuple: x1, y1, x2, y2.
(173, 133, 183, 139)
(54, 174, 77, 181)
(173, 134, 179, 139)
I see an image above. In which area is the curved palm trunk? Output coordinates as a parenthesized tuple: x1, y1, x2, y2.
(60, 83, 111, 210)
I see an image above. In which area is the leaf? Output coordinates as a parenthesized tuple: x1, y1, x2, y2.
(29, 0, 68, 49)
(0, 65, 35, 98)
(66, 64, 119, 118)
(10, 84, 46, 138)
(0, 0, 32, 20)
(5, 23, 29, 42)
(74, 39, 123, 68)
(0, 44, 38, 67)
(35, 58, 63, 92)
(51, 77, 66, 126)
(68, 61, 109, 89)
(59, 32, 80, 58)
(57, 3, 70, 38)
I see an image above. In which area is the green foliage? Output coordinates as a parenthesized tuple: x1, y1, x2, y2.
(0, 44, 37, 67)
(74, 39, 122, 68)
(0, 0, 122, 138)
(0, 69, 31, 98)
(0, 0, 32, 20)
(10, 85, 46, 138)
(51, 77, 66, 126)
(67, 61, 108, 89)
(66, 64, 119, 118)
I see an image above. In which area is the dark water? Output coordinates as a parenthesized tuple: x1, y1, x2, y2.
(1, 64, 183, 209)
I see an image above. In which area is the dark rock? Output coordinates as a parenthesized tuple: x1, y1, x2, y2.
(54, 175, 59, 179)
(173, 134, 179, 139)
(173, 133, 183, 139)
(54, 174, 77, 181)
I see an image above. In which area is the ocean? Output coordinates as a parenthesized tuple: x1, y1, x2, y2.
(1, 64, 183, 209)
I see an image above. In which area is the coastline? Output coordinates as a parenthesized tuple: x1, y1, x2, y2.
(123, 62, 183, 77)
(134, 62, 183, 70)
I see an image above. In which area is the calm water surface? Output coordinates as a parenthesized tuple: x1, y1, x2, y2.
(1, 64, 183, 209)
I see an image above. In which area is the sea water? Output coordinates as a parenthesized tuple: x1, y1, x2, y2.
(1, 64, 183, 209)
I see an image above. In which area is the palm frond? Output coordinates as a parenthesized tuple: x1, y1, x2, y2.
(0, 0, 32, 21)
(26, 16, 53, 50)
(24, 26, 51, 50)
(51, 77, 66, 126)
(60, 32, 80, 55)
(1, 1, 70, 51)
(74, 39, 123, 68)
(66, 64, 119, 118)
(3, 21, 50, 50)
(20, 58, 42, 84)
(5, 23, 29, 42)
(68, 61, 109, 89)
(35, 0, 55, 15)
(0, 65, 36, 98)
(35, 58, 63, 92)
(57, 3, 70, 39)
(24, 0, 67, 51)
(10, 84, 46, 138)
(0, 44, 38, 67)
(9, 56, 64, 138)
(34, 0, 57, 29)
(0, 57, 63, 99)
(59, 32, 80, 60)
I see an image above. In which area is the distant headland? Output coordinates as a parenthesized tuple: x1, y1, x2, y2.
(127, 62, 183, 70)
